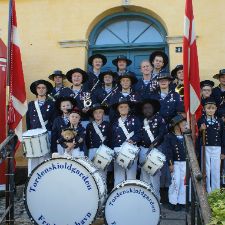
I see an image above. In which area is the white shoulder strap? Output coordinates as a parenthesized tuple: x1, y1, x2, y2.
(34, 100, 47, 130)
(143, 119, 155, 142)
(118, 117, 134, 140)
(92, 121, 105, 142)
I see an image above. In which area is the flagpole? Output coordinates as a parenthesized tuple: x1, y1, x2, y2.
(6, 0, 13, 132)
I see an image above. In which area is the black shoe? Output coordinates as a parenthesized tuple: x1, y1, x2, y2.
(167, 203, 176, 210)
(174, 204, 182, 211)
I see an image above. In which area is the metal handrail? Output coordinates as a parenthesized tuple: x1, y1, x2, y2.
(184, 131, 211, 225)
(0, 132, 18, 225)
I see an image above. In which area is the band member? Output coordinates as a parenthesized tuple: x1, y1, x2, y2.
(150, 72, 183, 123)
(59, 68, 91, 128)
(139, 98, 166, 199)
(171, 65, 184, 99)
(112, 55, 136, 77)
(92, 71, 118, 120)
(57, 108, 85, 157)
(111, 98, 141, 186)
(135, 60, 158, 100)
(86, 54, 107, 91)
(200, 80, 214, 105)
(26, 79, 54, 175)
(110, 73, 139, 121)
(149, 51, 168, 79)
(51, 96, 76, 153)
(163, 115, 187, 211)
(212, 69, 225, 106)
(197, 98, 225, 193)
(48, 70, 66, 100)
(86, 104, 110, 178)
(218, 92, 225, 118)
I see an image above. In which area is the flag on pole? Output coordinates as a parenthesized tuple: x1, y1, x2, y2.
(183, 0, 201, 125)
(8, 0, 27, 142)
(0, 38, 7, 190)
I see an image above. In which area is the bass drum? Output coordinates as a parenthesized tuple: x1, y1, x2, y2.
(104, 180, 160, 225)
(24, 157, 107, 225)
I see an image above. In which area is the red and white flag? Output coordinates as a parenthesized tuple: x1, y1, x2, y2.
(8, 0, 27, 142)
(0, 38, 7, 190)
(183, 0, 201, 124)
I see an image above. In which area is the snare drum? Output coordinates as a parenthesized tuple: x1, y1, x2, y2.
(24, 157, 107, 225)
(104, 180, 160, 225)
(116, 142, 139, 169)
(22, 129, 50, 158)
(142, 148, 166, 176)
(93, 144, 114, 170)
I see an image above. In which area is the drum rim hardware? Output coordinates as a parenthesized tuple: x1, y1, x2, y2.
(104, 179, 161, 225)
(24, 157, 107, 225)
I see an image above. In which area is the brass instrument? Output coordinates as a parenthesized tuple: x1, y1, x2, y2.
(83, 92, 92, 108)
(175, 84, 184, 98)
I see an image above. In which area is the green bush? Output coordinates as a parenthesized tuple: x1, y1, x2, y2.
(208, 188, 225, 225)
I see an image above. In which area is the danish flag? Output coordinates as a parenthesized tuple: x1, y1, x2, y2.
(183, 0, 201, 123)
(8, 0, 27, 141)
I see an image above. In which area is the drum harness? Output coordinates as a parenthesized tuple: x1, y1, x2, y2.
(92, 121, 106, 143)
(34, 100, 47, 130)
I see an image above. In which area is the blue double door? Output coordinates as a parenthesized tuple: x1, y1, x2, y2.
(90, 48, 165, 78)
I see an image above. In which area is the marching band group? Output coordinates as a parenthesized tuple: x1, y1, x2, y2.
(24, 51, 225, 211)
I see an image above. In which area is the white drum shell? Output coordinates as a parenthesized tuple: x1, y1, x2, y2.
(22, 129, 50, 158)
(105, 180, 160, 225)
(116, 142, 139, 169)
(142, 148, 166, 175)
(93, 145, 114, 170)
(24, 157, 107, 225)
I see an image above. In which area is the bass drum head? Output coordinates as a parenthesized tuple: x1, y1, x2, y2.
(104, 180, 160, 225)
(24, 158, 103, 225)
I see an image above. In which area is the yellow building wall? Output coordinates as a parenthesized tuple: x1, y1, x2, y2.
(0, 0, 224, 166)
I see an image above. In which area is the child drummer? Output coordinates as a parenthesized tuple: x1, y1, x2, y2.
(86, 104, 111, 177)
(163, 115, 187, 211)
(139, 98, 166, 199)
(197, 98, 225, 193)
(111, 98, 141, 186)
(57, 108, 85, 157)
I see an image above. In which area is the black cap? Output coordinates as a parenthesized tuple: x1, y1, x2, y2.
(171, 65, 183, 78)
(48, 70, 66, 81)
(98, 70, 117, 83)
(117, 72, 138, 85)
(170, 114, 186, 127)
(112, 55, 132, 66)
(66, 68, 88, 83)
(203, 97, 216, 106)
(88, 54, 107, 66)
(213, 69, 225, 79)
(30, 80, 53, 95)
(157, 72, 173, 81)
(55, 96, 76, 112)
(111, 97, 135, 110)
(88, 103, 107, 117)
(200, 80, 214, 89)
(149, 51, 168, 69)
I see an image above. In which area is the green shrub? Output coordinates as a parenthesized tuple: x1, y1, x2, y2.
(208, 188, 225, 225)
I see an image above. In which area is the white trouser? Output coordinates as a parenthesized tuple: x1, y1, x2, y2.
(114, 147, 137, 187)
(28, 154, 50, 176)
(57, 144, 84, 158)
(139, 146, 161, 200)
(0, 184, 5, 191)
(88, 148, 107, 180)
(205, 146, 221, 193)
(169, 161, 186, 205)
